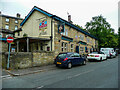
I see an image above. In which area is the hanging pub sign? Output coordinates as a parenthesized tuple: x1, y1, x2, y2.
(39, 19, 47, 30)
(58, 23, 65, 33)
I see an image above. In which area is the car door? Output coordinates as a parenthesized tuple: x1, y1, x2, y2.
(69, 54, 76, 65)
(102, 52, 106, 59)
(74, 53, 82, 65)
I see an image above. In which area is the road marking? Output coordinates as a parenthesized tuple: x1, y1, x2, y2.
(33, 86, 44, 90)
(1, 75, 11, 78)
(67, 69, 94, 79)
(1, 75, 13, 80)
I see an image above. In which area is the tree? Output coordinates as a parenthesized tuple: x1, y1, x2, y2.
(74, 24, 86, 31)
(85, 15, 117, 48)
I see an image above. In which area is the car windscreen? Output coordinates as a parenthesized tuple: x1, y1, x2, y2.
(57, 53, 67, 59)
(104, 51, 109, 54)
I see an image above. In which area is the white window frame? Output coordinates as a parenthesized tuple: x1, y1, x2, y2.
(65, 43, 67, 51)
(15, 19, 18, 23)
(80, 47, 84, 53)
(15, 26, 18, 30)
(6, 18, 9, 22)
(65, 29, 68, 36)
(61, 42, 64, 52)
(5, 25, 9, 29)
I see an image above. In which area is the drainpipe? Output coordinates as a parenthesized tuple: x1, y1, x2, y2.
(51, 19, 53, 51)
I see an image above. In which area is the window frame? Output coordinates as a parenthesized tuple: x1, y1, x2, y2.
(15, 19, 18, 24)
(5, 24, 9, 29)
(6, 18, 9, 22)
(15, 25, 18, 30)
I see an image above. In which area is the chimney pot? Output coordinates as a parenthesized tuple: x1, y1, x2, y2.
(16, 13, 20, 18)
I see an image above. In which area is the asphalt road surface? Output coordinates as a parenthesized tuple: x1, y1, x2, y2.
(2, 55, 118, 88)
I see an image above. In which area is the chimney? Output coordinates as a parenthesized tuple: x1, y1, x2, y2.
(68, 15, 73, 23)
(68, 15, 71, 22)
(16, 13, 20, 18)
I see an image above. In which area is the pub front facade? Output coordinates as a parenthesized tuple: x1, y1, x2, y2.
(14, 6, 98, 56)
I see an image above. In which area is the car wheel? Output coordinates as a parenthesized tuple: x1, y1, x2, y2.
(82, 60, 86, 65)
(67, 63, 72, 69)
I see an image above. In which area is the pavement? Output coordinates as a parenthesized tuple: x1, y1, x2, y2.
(4, 64, 56, 76)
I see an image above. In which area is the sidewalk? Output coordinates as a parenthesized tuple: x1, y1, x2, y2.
(5, 64, 56, 76)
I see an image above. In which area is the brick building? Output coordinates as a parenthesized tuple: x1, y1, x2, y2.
(14, 6, 98, 56)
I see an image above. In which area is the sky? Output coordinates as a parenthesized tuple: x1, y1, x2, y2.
(0, 0, 119, 33)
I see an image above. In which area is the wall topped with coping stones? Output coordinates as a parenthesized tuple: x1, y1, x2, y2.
(1, 51, 55, 69)
(32, 51, 55, 67)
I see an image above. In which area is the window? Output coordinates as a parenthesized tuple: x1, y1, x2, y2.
(87, 37, 90, 43)
(61, 42, 64, 52)
(47, 46, 50, 51)
(5, 25, 9, 29)
(74, 53, 80, 57)
(36, 43, 38, 50)
(15, 26, 18, 30)
(6, 18, 9, 22)
(40, 46, 43, 51)
(15, 19, 18, 23)
(18, 32, 20, 36)
(71, 44, 73, 52)
(65, 29, 68, 36)
(57, 53, 67, 59)
(65, 43, 67, 51)
(79, 34, 84, 41)
(61, 29, 68, 36)
(80, 47, 84, 53)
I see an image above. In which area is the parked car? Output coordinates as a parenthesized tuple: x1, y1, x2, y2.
(87, 52, 107, 61)
(54, 52, 86, 69)
(100, 48, 116, 58)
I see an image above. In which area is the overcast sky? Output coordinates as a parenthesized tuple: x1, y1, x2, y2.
(0, 0, 119, 33)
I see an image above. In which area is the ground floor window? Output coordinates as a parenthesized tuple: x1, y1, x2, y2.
(64, 43, 67, 52)
(71, 44, 73, 52)
(47, 46, 50, 51)
(80, 47, 84, 53)
(61, 42, 64, 52)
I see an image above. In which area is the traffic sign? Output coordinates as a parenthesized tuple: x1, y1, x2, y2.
(7, 36, 14, 43)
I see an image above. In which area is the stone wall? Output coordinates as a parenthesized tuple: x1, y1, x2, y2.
(1, 51, 54, 69)
(2, 42, 8, 52)
(2, 52, 32, 69)
(33, 51, 54, 67)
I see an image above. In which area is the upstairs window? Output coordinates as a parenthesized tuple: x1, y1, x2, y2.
(6, 18, 9, 22)
(15, 19, 18, 23)
(5, 25, 9, 29)
(15, 26, 18, 30)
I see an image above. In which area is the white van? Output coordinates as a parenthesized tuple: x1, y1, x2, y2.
(100, 48, 116, 58)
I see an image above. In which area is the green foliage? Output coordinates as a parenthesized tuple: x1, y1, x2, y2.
(74, 24, 86, 31)
(85, 15, 118, 48)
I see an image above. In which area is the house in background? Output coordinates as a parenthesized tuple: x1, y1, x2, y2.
(14, 6, 98, 56)
(0, 12, 23, 52)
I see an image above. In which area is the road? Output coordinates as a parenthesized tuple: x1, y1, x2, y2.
(2, 56, 118, 88)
